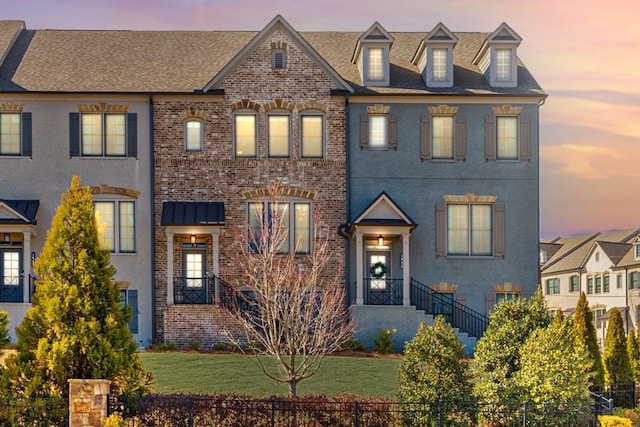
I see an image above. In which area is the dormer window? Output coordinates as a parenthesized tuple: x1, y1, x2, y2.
(411, 23, 457, 88)
(432, 48, 448, 81)
(367, 48, 384, 81)
(352, 22, 393, 87)
(473, 23, 522, 88)
(635, 244, 640, 260)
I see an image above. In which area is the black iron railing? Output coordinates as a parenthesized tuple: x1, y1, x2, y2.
(363, 278, 403, 305)
(410, 278, 489, 339)
(591, 383, 636, 409)
(173, 276, 215, 304)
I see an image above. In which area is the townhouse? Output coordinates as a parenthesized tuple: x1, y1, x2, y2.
(0, 16, 545, 350)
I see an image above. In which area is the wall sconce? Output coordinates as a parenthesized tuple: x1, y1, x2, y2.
(377, 235, 384, 246)
(190, 234, 197, 246)
(3, 233, 9, 243)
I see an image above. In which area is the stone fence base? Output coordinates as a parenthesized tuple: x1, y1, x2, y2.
(68, 379, 111, 427)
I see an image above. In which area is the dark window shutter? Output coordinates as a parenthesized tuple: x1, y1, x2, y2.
(436, 203, 447, 257)
(494, 204, 506, 257)
(485, 292, 497, 313)
(127, 290, 139, 334)
(69, 112, 80, 157)
(455, 116, 466, 161)
(484, 115, 496, 161)
(420, 116, 431, 161)
(388, 114, 397, 150)
(360, 115, 369, 149)
(520, 115, 531, 162)
(21, 112, 32, 157)
(127, 113, 137, 158)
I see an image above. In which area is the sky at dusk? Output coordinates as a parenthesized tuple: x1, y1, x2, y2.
(4, 0, 640, 239)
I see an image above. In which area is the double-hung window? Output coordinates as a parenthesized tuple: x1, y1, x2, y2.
(94, 200, 136, 253)
(587, 277, 594, 294)
(0, 113, 21, 155)
(603, 275, 610, 292)
(496, 116, 518, 160)
(447, 204, 492, 256)
(185, 119, 203, 152)
(496, 292, 519, 304)
(268, 114, 290, 157)
(570, 275, 580, 293)
(432, 116, 454, 159)
(300, 114, 324, 158)
(369, 115, 387, 149)
(234, 113, 257, 157)
(545, 278, 560, 295)
(247, 200, 311, 254)
(81, 113, 126, 156)
(630, 272, 640, 289)
(595, 276, 602, 293)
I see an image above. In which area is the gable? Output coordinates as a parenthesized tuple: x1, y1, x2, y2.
(204, 15, 352, 93)
(0, 200, 39, 224)
(354, 192, 415, 225)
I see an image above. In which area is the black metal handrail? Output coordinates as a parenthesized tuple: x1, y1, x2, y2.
(363, 278, 403, 305)
(173, 276, 214, 304)
(410, 278, 489, 339)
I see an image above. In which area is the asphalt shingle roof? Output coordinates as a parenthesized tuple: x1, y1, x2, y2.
(0, 21, 544, 96)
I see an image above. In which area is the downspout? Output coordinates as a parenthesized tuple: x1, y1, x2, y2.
(149, 94, 156, 345)
(536, 96, 546, 290)
(338, 96, 352, 305)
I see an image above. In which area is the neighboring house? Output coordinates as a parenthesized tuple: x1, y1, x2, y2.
(0, 16, 545, 352)
(541, 228, 640, 346)
(0, 21, 153, 345)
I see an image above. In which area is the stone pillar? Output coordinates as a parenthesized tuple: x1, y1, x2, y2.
(166, 230, 175, 304)
(68, 379, 111, 427)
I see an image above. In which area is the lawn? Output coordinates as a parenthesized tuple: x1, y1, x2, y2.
(140, 351, 401, 397)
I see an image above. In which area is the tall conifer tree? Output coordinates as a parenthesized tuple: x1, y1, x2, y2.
(603, 308, 633, 384)
(573, 292, 605, 385)
(1, 176, 151, 398)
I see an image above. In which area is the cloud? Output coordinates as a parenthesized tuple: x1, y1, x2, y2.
(541, 144, 621, 179)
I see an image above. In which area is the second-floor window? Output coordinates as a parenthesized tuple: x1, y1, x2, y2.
(0, 113, 20, 155)
(570, 275, 580, 293)
(95, 200, 136, 253)
(432, 116, 454, 159)
(630, 272, 640, 290)
(234, 113, 257, 157)
(268, 114, 290, 157)
(300, 114, 324, 158)
(185, 119, 203, 152)
(447, 204, 492, 256)
(82, 113, 126, 156)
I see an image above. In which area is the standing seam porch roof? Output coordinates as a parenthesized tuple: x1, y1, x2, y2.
(0, 21, 544, 96)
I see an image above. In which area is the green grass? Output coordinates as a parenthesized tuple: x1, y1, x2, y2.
(140, 351, 401, 397)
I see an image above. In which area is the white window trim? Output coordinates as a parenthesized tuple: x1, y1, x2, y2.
(496, 115, 519, 161)
(184, 119, 203, 152)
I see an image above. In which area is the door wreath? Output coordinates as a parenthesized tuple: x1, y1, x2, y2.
(370, 261, 388, 279)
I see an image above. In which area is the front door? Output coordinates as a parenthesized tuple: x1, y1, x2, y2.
(182, 249, 207, 304)
(0, 249, 22, 302)
(368, 252, 389, 290)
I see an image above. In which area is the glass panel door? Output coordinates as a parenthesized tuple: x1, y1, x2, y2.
(368, 252, 389, 290)
(1, 249, 22, 302)
(181, 249, 207, 304)
(184, 251, 204, 288)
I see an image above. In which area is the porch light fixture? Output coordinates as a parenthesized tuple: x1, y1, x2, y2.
(377, 235, 384, 246)
(3, 233, 9, 243)
(190, 234, 197, 245)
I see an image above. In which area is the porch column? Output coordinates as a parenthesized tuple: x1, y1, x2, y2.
(211, 230, 220, 299)
(402, 232, 410, 306)
(355, 233, 364, 306)
(166, 230, 174, 305)
(22, 232, 31, 303)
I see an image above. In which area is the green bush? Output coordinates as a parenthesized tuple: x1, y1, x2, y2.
(614, 408, 640, 427)
(149, 340, 177, 351)
(187, 340, 202, 351)
(0, 311, 9, 349)
(604, 308, 633, 384)
(372, 328, 396, 353)
(339, 339, 366, 352)
(397, 317, 473, 426)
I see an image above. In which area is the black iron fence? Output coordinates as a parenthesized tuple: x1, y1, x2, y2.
(108, 394, 606, 427)
(591, 383, 636, 409)
(0, 395, 68, 426)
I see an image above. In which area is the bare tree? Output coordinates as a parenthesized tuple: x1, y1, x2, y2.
(223, 187, 354, 396)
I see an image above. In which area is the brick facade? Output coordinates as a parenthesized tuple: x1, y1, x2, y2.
(154, 27, 347, 345)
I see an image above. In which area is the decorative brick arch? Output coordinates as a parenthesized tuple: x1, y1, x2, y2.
(264, 98, 295, 112)
(242, 186, 316, 201)
(230, 99, 261, 112)
(492, 105, 522, 115)
(178, 107, 207, 121)
(297, 100, 328, 113)
(90, 185, 141, 199)
(77, 103, 129, 113)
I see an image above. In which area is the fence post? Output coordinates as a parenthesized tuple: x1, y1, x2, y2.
(68, 379, 111, 427)
(354, 401, 359, 427)
(522, 401, 528, 427)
